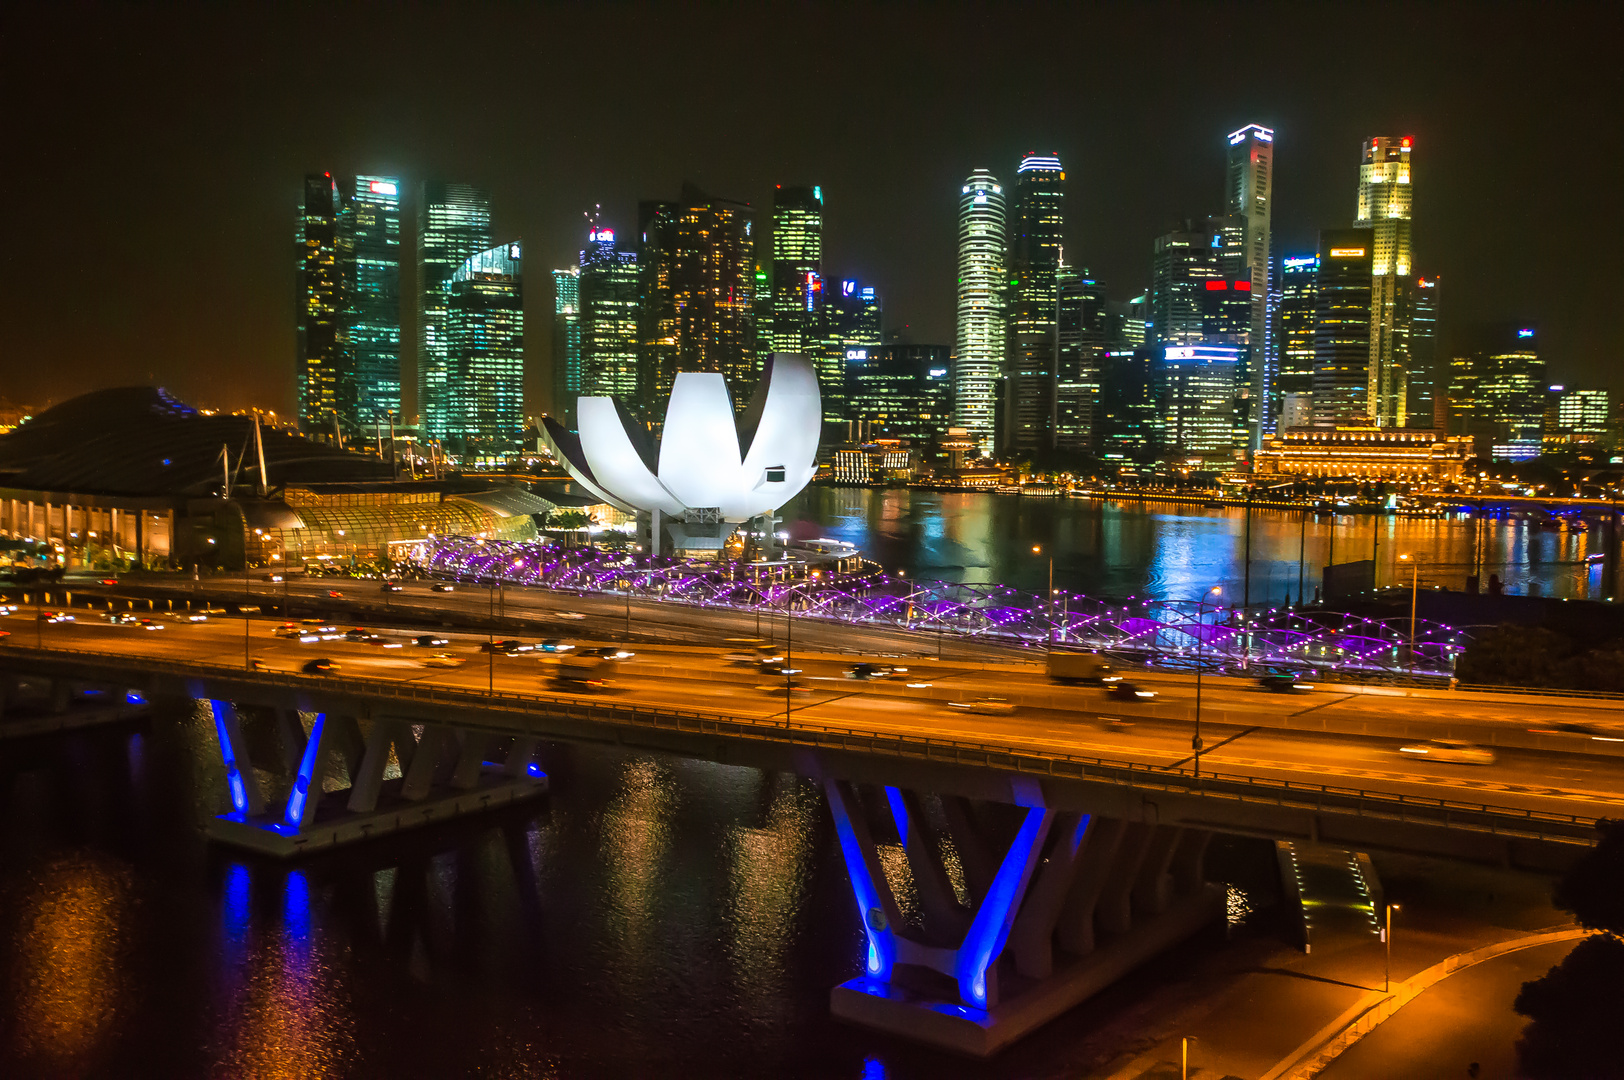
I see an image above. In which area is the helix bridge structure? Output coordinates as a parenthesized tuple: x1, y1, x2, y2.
(408, 535, 1466, 680)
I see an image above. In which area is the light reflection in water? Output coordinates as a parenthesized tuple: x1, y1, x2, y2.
(722, 774, 819, 1005)
(10, 854, 131, 1070)
(599, 758, 677, 980)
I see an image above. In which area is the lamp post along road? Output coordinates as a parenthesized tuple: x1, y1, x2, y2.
(1401, 554, 1420, 677)
(1193, 586, 1220, 780)
(1033, 545, 1054, 646)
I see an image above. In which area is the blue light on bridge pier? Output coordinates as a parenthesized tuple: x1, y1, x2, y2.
(284, 712, 328, 827)
(210, 699, 250, 816)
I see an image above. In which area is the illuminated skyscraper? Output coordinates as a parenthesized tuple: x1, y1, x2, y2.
(1004, 153, 1065, 453)
(443, 242, 524, 454)
(846, 343, 952, 440)
(1311, 229, 1374, 426)
(1355, 136, 1415, 427)
(578, 218, 640, 404)
(550, 267, 580, 428)
(771, 185, 823, 354)
(418, 182, 493, 438)
(954, 170, 1006, 454)
(1273, 253, 1318, 425)
(1055, 267, 1106, 452)
(637, 185, 757, 416)
(1149, 222, 1221, 345)
(296, 173, 400, 436)
(1410, 276, 1441, 429)
(1225, 124, 1274, 445)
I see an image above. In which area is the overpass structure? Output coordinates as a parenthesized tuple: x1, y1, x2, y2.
(3, 607, 1614, 1056)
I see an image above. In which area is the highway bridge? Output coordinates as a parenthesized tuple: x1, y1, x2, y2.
(2, 589, 1618, 1055)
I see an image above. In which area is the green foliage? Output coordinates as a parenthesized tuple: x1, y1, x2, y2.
(1514, 933, 1624, 1079)
(1554, 820, 1624, 936)
(1456, 624, 1624, 691)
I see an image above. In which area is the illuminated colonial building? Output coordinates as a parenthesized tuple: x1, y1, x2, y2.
(1254, 428, 1471, 483)
(1225, 124, 1275, 444)
(1356, 136, 1415, 427)
(1004, 153, 1066, 453)
(953, 170, 1006, 455)
(418, 182, 493, 439)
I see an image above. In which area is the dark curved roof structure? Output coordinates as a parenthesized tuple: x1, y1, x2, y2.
(0, 387, 393, 496)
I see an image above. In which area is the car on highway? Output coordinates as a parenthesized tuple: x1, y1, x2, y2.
(381, 581, 403, 593)
(1527, 721, 1624, 743)
(757, 678, 814, 696)
(38, 611, 75, 623)
(482, 639, 534, 654)
(1103, 679, 1157, 700)
(249, 658, 270, 671)
(0, 629, 10, 641)
(556, 611, 588, 620)
(327, 589, 345, 598)
(272, 622, 303, 638)
(844, 663, 895, 680)
(105, 612, 142, 625)
(759, 664, 804, 677)
(138, 619, 164, 631)
(536, 639, 576, 653)
(179, 611, 210, 622)
(1258, 672, 1315, 693)
(413, 634, 450, 647)
(0, 602, 19, 614)
(1398, 739, 1496, 765)
(948, 696, 1016, 715)
(430, 583, 455, 593)
(302, 658, 340, 674)
(343, 627, 376, 642)
(423, 652, 466, 668)
(581, 646, 635, 660)
(724, 644, 786, 665)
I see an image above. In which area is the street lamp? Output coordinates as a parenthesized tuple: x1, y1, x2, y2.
(1033, 545, 1054, 646)
(1194, 585, 1221, 780)
(1399, 554, 1420, 677)
(1384, 902, 1401, 992)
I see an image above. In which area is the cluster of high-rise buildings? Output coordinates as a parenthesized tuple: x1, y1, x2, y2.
(295, 175, 523, 458)
(292, 138, 1599, 474)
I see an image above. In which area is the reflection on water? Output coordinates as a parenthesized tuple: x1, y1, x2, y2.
(786, 487, 1609, 601)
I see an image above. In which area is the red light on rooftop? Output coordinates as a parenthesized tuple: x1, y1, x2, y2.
(1233, 280, 1252, 291)
(1205, 280, 1228, 291)
(1402, 137, 1412, 147)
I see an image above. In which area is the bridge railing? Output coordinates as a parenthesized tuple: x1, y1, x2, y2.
(3, 643, 1601, 846)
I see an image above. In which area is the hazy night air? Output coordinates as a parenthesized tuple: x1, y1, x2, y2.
(2, 3, 1618, 418)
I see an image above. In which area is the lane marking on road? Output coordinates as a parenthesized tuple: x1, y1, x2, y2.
(1163, 726, 1260, 770)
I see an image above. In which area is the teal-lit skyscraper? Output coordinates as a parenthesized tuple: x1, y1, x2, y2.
(296, 173, 400, 436)
(1004, 153, 1065, 453)
(771, 185, 823, 354)
(443, 242, 525, 456)
(418, 182, 493, 439)
(551, 267, 580, 429)
(578, 218, 640, 403)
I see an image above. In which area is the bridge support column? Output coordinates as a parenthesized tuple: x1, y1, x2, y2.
(885, 787, 969, 939)
(210, 699, 266, 817)
(828, 789, 1222, 1058)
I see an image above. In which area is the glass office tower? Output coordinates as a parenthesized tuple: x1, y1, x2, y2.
(578, 220, 640, 402)
(1312, 228, 1375, 426)
(1224, 124, 1275, 445)
(1055, 267, 1107, 453)
(1356, 136, 1415, 427)
(418, 182, 494, 439)
(954, 170, 1006, 455)
(296, 173, 348, 433)
(551, 267, 580, 429)
(443, 242, 525, 455)
(771, 185, 823, 354)
(348, 176, 401, 427)
(1004, 153, 1065, 454)
(1274, 253, 1319, 427)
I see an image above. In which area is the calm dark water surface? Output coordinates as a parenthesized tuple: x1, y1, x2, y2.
(0, 702, 1275, 1079)
(783, 488, 1608, 602)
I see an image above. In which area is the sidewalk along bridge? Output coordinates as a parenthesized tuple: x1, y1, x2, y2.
(0, 643, 1600, 1057)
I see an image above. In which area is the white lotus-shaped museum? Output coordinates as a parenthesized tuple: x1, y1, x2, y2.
(541, 353, 821, 524)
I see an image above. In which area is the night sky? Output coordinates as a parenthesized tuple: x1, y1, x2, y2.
(4, 3, 1618, 418)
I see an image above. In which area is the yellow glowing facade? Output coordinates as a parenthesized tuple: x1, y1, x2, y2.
(1255, 426, 1469, 483)
(1356, 137, 1415, 428)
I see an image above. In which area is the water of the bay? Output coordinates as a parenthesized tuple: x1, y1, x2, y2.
(0, 703, 1279, 1079)
(783, 487, 1608, 603)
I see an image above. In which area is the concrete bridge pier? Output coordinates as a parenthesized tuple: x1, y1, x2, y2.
(826, 783, 1221, 1057)
(203, 701, 549, 858)
(0, 671, 150, 739)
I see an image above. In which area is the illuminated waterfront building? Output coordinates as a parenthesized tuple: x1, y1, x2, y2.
(1556, 387, 1610, 444)
(636, 185, 757, 416)
(953, 170, 1006, 455)
(1225, 124, 1275, 444)
(1311, 228, 1374, 426)
(1161, 345, 1240, 455)
(771, 185, 823, 354)
(1355, 136, 1415, 427)
(296, 173, 401, 435)
(1409, 276, 1441, 429)
(418, 182, 493, 439)
(1004, 153, 1066, 453)
(1098, 348, 1163, 459)
(442, 242, 525, 454)
(845, 343, 951, 441)
(578, 217, 640, 403)
(1473, 323, 1545, 460)
(1254, 427, 1471, 483)
(551, 268, 580, 429)
(1274, 253, 1318, 419)
(1056, 268, 1107, 452)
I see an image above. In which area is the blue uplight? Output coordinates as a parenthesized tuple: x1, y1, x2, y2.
(210, 699, 249, 815)
(125, 690, 145, 705)
(284, 712, 328, 828)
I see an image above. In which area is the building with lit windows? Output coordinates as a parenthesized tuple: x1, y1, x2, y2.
(1311, 229, 1374, 426)
(1409, 276, 1441, 429)
(1356, 136, 1415, 427)
(1161, 345, 1240, 456)
(1149, 223, 1220, 346)
(845, 343, 951, 441)
(442, 243, 525, 455)
(636, 185, 757, 416)
(578, 219, 640, 403)
(1098, 348, 1163, 459)
(831, 441, 918, 485)
(551, 268, 580, 428)
(1225, 124, 1275, 444)
(1274, 253, 1318, 417)
(771, 185, 823, 354)
(1004, 153, 1066, 454)
(296, 173, 401, 436)
(1557, 387, 1610, 443)
(1254, 427, 1471, 483)
(418, 182, 493, 439)
(1056, 269, 1107, 453)
(1474, 323, 1545, 460)
(953, 170, 1006, 455)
